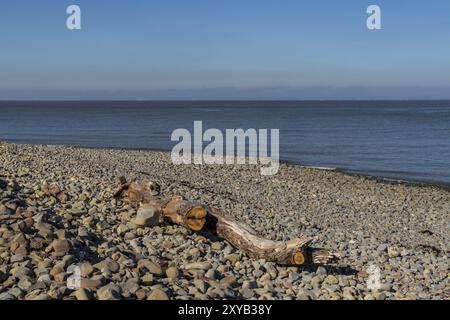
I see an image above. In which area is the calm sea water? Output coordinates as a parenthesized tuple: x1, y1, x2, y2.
(1, 101, 450, 185)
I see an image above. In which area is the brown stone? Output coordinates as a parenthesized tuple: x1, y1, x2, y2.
(2, 230, 14, 239)
(80, 276, 105, 289)
(357, 271, 369, 278)
(49, 239, 71, 256)
(220, 275, 237, 286)
(135, 289, 148, 300)
(19, 218, 34, 233)
(42, 183, 61, 196)
(137, 260, 163, 276)
(30, 237, 45, 250)
(54, 272, 68, 284)
(22, 211, 34, 218)
(36, 222, 54, 240)
(165, 267, 179, 279)
(50, 263, 65, 276)
(147, 288, 169, 300)
(9, 233, 28, 252)
(57, 192, 68, 203)
(14, 245, 29, 256)
(79, 262, 94, 277)
(56, 229, 67, 240)
(74, 288, 91, 300)
(93, 258, 120, 273)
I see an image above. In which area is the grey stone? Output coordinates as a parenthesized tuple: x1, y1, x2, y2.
(205, 269, 217, 280)
(0, 293, 16, 300)
(97, 283, 122, 300)
(316, 266, 327, 275)
(138, 260, 163, 276)
(194, 279, 207, 294)
(184, 262, 212, 271)
(242, 288, 255, 299)
(134, 205, 160, 227)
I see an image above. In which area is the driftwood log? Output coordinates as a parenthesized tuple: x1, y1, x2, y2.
(114, 181, 207, 232)
(114, 178, 338, 266)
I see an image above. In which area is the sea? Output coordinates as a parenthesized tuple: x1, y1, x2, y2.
(1, 100, 449, 186)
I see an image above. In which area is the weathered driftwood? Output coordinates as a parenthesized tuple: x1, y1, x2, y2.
(206, 207, 338, 265)
(206, 207, 311, 265)
(114, 177, 338, 266)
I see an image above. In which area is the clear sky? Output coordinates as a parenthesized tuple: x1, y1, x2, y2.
(1, 0, 450, 99)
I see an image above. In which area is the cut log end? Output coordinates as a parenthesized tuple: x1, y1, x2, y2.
(162, 197, 207, 232)
(185, 206, 207, 231)
(293, 252, 306, 265)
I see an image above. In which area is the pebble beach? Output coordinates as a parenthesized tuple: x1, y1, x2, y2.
(0, 141, 448, 300)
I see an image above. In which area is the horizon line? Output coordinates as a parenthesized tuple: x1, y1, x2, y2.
(1, 99, 450, 102)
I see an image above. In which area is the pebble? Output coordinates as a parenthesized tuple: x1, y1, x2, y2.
(49, 239, 71, 256)
(135, 289, 148, 300)
(220, 275, 237, 286)
(0, 179, 7, 189)
(166, 267, 179, 279)
(343, 287, 356, 300)
(184, 262, 212, 271)
(324, 275, 339, 285)
(121, 279, 140, 294)
(205, 269, 217, 280)
(388, 247, 400, 258)
(28, 293, 50, 300)
(141, 274, 154, 285)
(74, 288, 91, 300)
(224, 254, 240, 265)
(134, 205, 160, 227)
(94, 259, 120, 273)
(242, 288, 255, 299)
(194, 279, 207, 293)
(316, 266, 327, 275)
(97, 284, 121, 300)
(147, 288, 169, 300)
(138, 260, 163, 276)
(211, 242, 223, 250)
(79, 262, 94, 277)
(80, 276, 105, 289)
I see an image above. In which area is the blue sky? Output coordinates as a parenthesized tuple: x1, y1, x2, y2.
(1, 0, 450, 99)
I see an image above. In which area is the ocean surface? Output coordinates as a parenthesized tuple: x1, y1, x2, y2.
(1, 101, 450, 185)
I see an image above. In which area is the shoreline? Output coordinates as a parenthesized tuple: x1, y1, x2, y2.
(2, 139, 450, 192)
